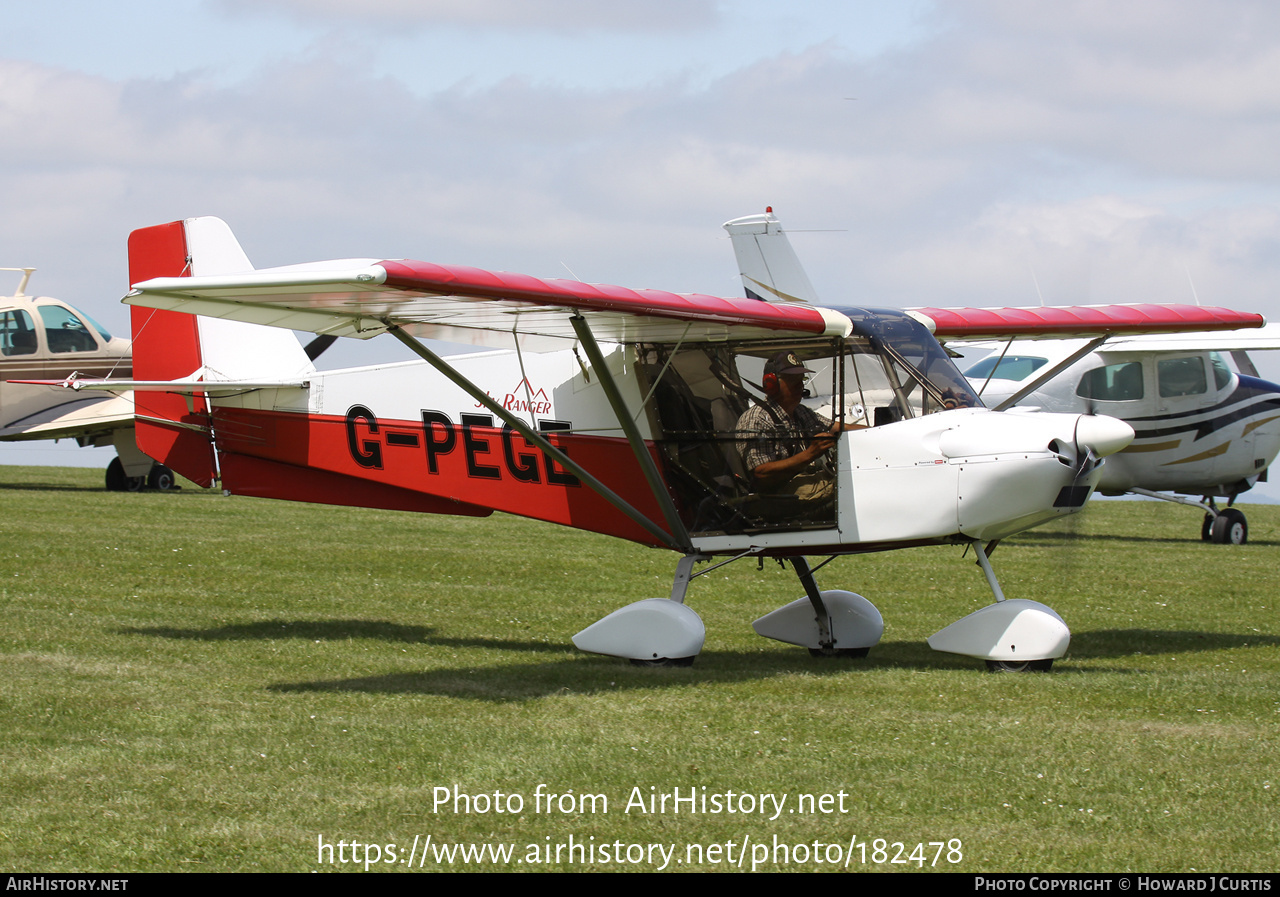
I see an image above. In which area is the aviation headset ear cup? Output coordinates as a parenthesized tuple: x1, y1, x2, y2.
(763, 372, 778, 392)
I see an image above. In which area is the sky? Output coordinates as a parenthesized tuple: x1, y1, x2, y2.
(5, 0, 1280, 500)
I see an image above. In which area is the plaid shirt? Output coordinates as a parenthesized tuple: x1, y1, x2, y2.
(736, 400, 833, 475)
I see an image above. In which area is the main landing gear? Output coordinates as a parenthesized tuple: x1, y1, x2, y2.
(572, 555, 708, 666)
(752, 556, 884, 657)
(1130, 488, 1248, 545)
(105, 458, 178, 493)
(1203, 506, 1247, 545)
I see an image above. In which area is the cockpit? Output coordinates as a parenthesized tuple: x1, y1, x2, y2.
(637, 308, 981, 536)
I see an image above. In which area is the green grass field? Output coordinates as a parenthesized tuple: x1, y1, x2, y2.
(1, 466, 1276, 872)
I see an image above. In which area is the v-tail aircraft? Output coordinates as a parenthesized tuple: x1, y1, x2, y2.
(725, 210, 1280, 546)
(0, 267, 175, 490)
(37, 217, 1266, 671)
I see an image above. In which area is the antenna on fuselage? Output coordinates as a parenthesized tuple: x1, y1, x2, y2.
(1184, 263, 1202, 307)
(1, 267, 36, 298)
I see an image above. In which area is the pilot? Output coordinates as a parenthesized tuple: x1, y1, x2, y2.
(736, 351, 859, 503)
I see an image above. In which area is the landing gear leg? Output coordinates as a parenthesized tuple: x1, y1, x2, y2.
(752, 556, 883, 657)
(1131, 489, 1247, 545)
(927, 541, 1069, 671)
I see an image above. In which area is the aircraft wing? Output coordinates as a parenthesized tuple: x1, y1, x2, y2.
(127, 262, 1263, 350)
(126, 261, 854, 350)
(0, 393, 134, 442)
(912, 304, 1264, 341)
(11, 377, 310, 395)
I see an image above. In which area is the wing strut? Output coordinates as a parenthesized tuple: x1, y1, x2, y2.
(992, 337, 1107, 411)
(385, 325, 691, 553)
(568, 314, 692, 551)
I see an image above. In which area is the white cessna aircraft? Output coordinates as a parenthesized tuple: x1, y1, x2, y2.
(33, 218, 1264, 671)
(0, 267, 174, 490)
(725, 211, 1280, 545)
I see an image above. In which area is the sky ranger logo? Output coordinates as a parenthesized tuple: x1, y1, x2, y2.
(475, 378, 553, 416)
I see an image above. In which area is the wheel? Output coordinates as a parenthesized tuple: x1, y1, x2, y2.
(105, 458, 125, 491)
(808, 647, 870, 658)
(1210, 508, 1247, 545)
(629, 656, 696, 668)
(1201, 513, 1215, 542)
(147, 464, 177, 491)
(106, 457, 147, 492)
(985, 659, 1053, 673)
(104, 457, 145, 492)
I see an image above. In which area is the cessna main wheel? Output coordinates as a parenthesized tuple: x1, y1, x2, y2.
(105, 457, 146, 492)
(1210, 508, 1247, 545)
(147, 464, 176, 491)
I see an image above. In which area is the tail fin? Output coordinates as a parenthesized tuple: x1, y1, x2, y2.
(723, 209, 820, 304)
(128, 217, 315, 487)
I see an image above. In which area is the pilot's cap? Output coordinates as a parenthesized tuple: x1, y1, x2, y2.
(764, 351, 813, 378)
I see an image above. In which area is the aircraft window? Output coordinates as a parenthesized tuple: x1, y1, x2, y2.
(0, 309, 38, 356)
(1157, 356, 1207, 398)
(36, 305, 98, 353)
(637, 339, 842, 536)
(1210, 352, 1233, 390)
(78, 310, 114, 343)
(964, 355, 1048, 382)
(1076, 362, 1143, 401)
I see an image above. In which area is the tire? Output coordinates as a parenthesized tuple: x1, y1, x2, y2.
(1210, 508, 1247, 545)
(1201, 512, 1215, 542)
(808, 647, 870, 658)
(986, 659, 1053, 673)
(147, 464, 176, 491)
(629, 656, 696, 668)
(105, 457, 146, 492)
(105, 457, 125, 491)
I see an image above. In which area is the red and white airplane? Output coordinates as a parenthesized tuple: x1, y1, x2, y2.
(36, 217, 1266, 670)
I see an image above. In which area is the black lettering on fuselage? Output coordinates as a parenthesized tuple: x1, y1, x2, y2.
(345, 405, 383, 468)
(538, 419, 580, 487)
(502, 424, 541, 483)
(422, 410, 456, 474)
(346, 407, 580, 487)
(460, 413, 502, 479)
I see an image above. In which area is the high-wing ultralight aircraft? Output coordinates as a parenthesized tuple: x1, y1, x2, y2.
(725, 210, 1280, 546)
(37, 218, 1266, 671)
(0, 267, 175, 490)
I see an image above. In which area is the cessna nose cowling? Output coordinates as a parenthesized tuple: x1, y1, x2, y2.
(1073, 414, 1134, 458)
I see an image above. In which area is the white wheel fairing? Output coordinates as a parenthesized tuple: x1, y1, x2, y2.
(752, 590, 884, 651)
(572, 598, 705, 662)
(927, 599, 1070, 662)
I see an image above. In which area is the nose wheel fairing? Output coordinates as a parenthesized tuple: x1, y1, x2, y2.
(927, 599, 1070, 665)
